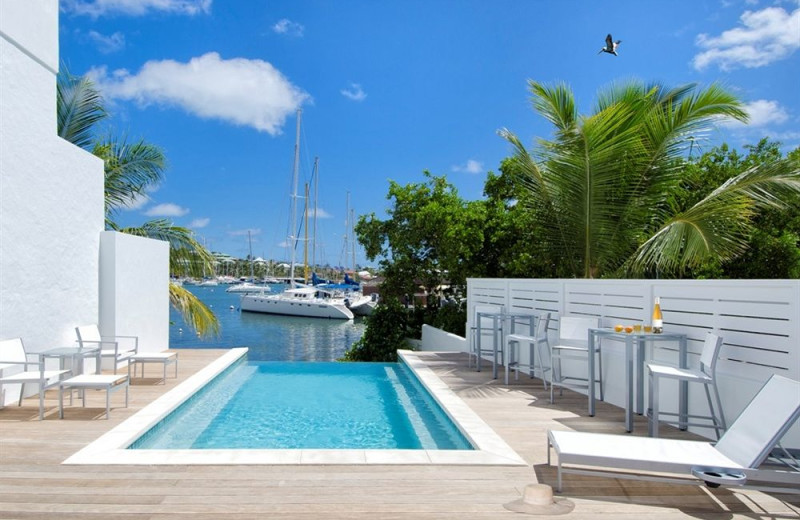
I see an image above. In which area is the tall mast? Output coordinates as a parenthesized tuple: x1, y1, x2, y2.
(351, 207, 356, 274)
(345, 191, 350, 277)
(248, 230, 254, 281)
(304, 182, 310, 284)
(312, 157, 319, 275)
(288, 109, 301, 287)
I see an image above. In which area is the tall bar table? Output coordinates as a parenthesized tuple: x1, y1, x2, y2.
(588, 328, 688, 433)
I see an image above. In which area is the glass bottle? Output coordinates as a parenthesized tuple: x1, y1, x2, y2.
(652, 297, 663, 334)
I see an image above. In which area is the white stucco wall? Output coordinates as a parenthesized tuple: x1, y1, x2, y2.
(0, 0, 104, 364)
(99, 231, 170, 358)
(420, 324, 467, 352)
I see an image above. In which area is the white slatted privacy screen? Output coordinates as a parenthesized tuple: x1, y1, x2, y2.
(467, 279, 800, 443)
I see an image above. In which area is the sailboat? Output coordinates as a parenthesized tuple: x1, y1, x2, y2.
(314, 192, 375, 316)
(227, 230, 271, 294)
(240, 110, 354, 320)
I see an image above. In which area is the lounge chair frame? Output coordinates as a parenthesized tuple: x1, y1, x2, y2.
(547, 374, 800, 494)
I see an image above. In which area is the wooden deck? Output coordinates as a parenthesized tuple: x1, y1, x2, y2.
(0, 349, 797, 519)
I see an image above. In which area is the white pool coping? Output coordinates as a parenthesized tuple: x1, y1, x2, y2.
(63, 348, 526, 466)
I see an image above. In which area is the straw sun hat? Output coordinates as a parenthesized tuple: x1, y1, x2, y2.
(503, 484, 574, 515)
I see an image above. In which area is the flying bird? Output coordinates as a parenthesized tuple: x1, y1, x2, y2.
(599, 34, 621, 56)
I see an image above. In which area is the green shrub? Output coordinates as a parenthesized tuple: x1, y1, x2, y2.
(341, 299, 415, 362)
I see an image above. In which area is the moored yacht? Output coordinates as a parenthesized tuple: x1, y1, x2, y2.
(239, 110, 354, 320)
(240, 286, 353, 319)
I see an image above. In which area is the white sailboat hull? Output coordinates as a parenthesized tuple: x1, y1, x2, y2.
(240, 289, 354, 320)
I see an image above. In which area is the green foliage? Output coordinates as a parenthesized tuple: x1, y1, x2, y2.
(674, 139, 800, 278)
(429, 301, 467, 337)
(341, 300, 415, 362)
(356, 172, 485, 304)
(501, 80, 800, 278)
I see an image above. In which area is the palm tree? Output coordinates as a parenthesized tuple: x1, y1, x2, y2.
(500, 80, 800, 277)
(57, 66, 219, 336)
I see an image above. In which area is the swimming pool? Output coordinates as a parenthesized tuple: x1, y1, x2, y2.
(130, 360, 472, 450)
(64, 349, 525, 465)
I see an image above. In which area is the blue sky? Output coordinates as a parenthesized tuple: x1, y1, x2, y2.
(58, 0, 800, 266)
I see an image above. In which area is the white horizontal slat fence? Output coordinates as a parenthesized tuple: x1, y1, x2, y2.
(467, 278, 800, 444)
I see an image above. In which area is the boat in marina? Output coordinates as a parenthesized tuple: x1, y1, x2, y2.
(227, 231, 271, 294)
(226, 282, 271, 294)
(240, 110, 354, 320)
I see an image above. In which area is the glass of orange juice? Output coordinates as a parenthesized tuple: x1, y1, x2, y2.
(633, 323, 642, 333)
(643, 324, 653, 333)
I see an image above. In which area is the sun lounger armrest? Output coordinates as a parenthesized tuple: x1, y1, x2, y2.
(0, 359, 42, 370)
(78, 339, 118, 348)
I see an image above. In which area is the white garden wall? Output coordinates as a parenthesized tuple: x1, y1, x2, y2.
(466, 278, 800, 444)
(99, 231, 170, 362)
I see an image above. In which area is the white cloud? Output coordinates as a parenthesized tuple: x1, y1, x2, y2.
(89, 52, 310, 135)
(145, 203, 190, 217)
(189, 218, 210, 228)
(309, 208, 332, 219)
(451, 159, 483, 174)
(720, 99, 790, 127)
(87, 30, 125, 53)
(272, 18, 304, 37)
(340, 83, 367, 102)
(61, 0, 211, 18)
(693, 5, 800, 70)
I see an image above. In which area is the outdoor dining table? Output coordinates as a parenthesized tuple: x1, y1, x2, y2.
(476, 311, 543, 381)
(587, 328, 688, 433)
(38, 345, 101, 377)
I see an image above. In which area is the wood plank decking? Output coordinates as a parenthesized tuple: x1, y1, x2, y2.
(0, 349, 797, 519)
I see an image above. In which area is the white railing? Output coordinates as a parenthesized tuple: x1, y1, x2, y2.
(467, 278, 800, 443)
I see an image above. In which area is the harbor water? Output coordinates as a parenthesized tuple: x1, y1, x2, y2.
(169, 285, 366, 361)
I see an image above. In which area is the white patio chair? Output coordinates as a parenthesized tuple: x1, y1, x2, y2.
(647, 332, 726, 438)
(548, 374, 800, 494)
(0, 338, 69, 420)
(549, 316, 602, 404)
(59, 373, 129, 419)
(505, 312, 551, 387)
(468, 304, 504, 370)
(75, 325, 138, 374)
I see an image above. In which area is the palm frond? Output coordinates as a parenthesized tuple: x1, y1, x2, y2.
(56, 65, 107, 150)
(528, 81, 577, 134)
(629, 157, 800, 274)
(169, 283, 220, 338)
(95, 137, 166, 217)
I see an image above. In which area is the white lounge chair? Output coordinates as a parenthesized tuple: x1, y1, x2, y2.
(547, 374, 800, 494)
(75, 325, 138, 374)
(0, 338, 70, 420)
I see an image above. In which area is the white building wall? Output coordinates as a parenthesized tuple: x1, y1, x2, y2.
(99, 231, 170, 359)
(0, 1, 170, 407)
(0, 0, 104, 379)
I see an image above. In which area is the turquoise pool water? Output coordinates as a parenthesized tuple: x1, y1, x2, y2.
(130, 360, 474, 450)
